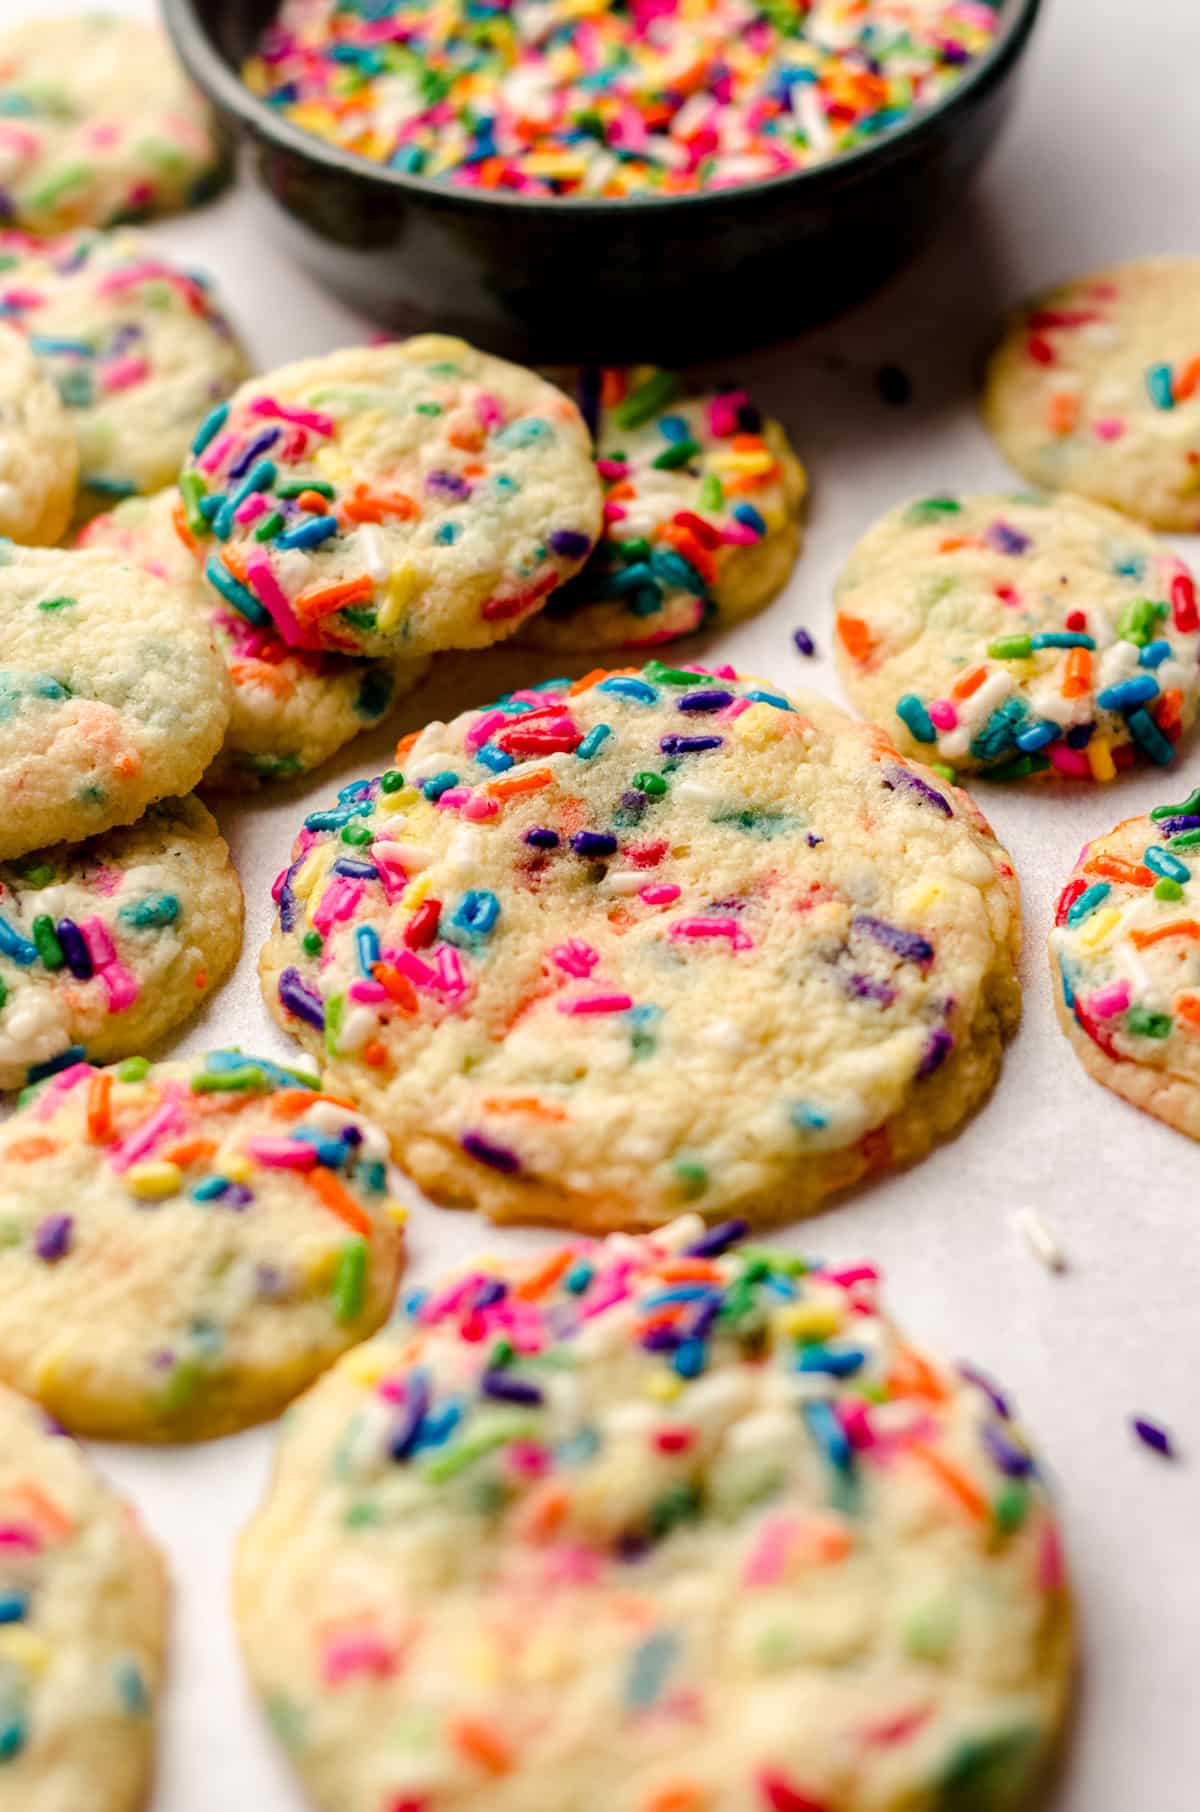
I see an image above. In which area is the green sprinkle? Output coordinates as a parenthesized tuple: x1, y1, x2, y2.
(1152, 788, 1200, 821)
(0, 977, 7, 1011)
(986, 753, 1050, 781)
(421, 1418, 537, 1484)
(276, 478, 334, 500)
(1125, 1004, 1172, 1039)
(116, 1056, 151, 1082)
(904, 495, 962, 525)
(254, 511, 285, 542)
(333, 1237, 368, 1325)
(1154, 877, 1184, 901)
(672, 1159, 708, 1199)
(1116, 597, 1168, 646)
(158, 1357, 204, 1416)
(652, 437, 701, 470)
(178, 470, 209, 538)
(17, 863, 54, 889)
(698, 473, 724, 511)
(24, 161, 91, 209)
(987, 634, 1034, 660)
(616, 537, 653, 560)
(936, 1729, 1038, 1811)
(31, 915, 63, 970)
(614, 370, 680, 431)
(414, 401, 443, 417)
(993, 1481, 1030, 1535)
(1168, 829, 1200, 849)
(341, 823, 373, 846)
(190, 1065, 270, 1093)
(644, 661, 703, 686)
(302, 930, 324, 957)
(902, 1596, 958, 1661)
(380, 769, 406, 793)
(633, 770, 668, 796)
(324, 992, 345, 1057)
(37, 595, 76, 613)
(931, 762, 957, 781)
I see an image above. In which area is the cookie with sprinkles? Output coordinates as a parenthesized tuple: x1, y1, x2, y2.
(260, 665, 1020, 1230)
(0, 1052, 407, 1441)
(984, 258, 1200, 532)
(78, 490, 432, 790)
(0, 13, 225, 234)
(0, 227, 248, 517)
(0, 542, 230, 859)
(0, 322, 77, 544)
(0, 797, 242, 1092)
(833, 492, 1200, 782)
(520, 368, 805, 651)
(180, 335, 602, 659)
(236, 1216, 1072, 1812)
(1050, 790, 1200, 1137)
(0, 1384, 167, 1810)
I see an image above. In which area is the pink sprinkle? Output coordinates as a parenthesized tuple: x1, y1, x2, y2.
(861, 1707, 932, 1749)
(1049, 743, 1090, 777)
(1086, 980, 1131, 1019)
(100, 355, 150, 394)
(465, 708, 507, 752)
(420, 1274, 479, 1322)
(31, 1062, 93, 1118)
(837, 1399, 875, 1450)
(708, 391, 746, 437)
(348, 980, 388, 1004)
(720, 522, 760, 546)
(506, 1440, 551, 1478)
(321, 1633, 397, 1684)
(669, 916, 753, 950)
(542, 1543, 603, 1585)
(603, 501, 628, 523)
(928, 700, 958, 731)
(596, 457, 631, 480)
(245, 552, 321, 650)
(246, 1137, 317, 1169)
(461, 794, 500, 821)
(640, 883, 681, 906)
(235, 492, 269, 527)
(388, 949, 439, 990)
(0, 1524, 39, 1552)
(742, 1512, 797, 1587)
(721, 697, 752, 721)
(313, 879, 365, 936)
(99, 962, 139, 1013)
(434, 786, 471, 812)
(433, 946, 469, 1000)
(1038, 1521, 1066, 1593)
(1093, 418, 1126, 441)
(823, 1264, 878, 1289)
(557, 992, 633, 1015)
(109, 1094, 186, 1173)
(198, 430, 236, 475)
(551, 939, 600, 978)
(80, 917, 116, 968)
(249, 394, 335, 437)
(474, 390, 505, 429)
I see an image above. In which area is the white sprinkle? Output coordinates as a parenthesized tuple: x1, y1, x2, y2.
(357, 525, 389, 583)
(1016, 1208, 1068, 1272)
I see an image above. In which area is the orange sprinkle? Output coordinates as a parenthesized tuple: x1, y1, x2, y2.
(1174, 356, 1200, 403)
(1156, 687, 1184, 732)
(1129, 919, 1200, 949)
(515, 1481, 571, 1544)
(640, 1785, 709, 1812)
(171, 497, 199, 554)
(448, 423, 485, 453)
(338, 484, 418, 526)
(10, 1481, 73, 1540)
(909, 1443, 989, 1523)
(478, 1095, 567, 1121)
(267, 1089, 360, 1119)
(113, 751, 140, 778)
(85, 1072, 112, 1143)
(296, 573, 375, 617)
(1061, 646, 1092, 699)
(515, 1248, 574, 1300)
(160, 1137, 217, 1169)
(4, 1137, 56, 1162)
(936, 535, 971, 553)
(222, 543, 250, 585)
(448, 1716, 514, 1777)
(659, 520, 719, 584)
(228, 658, 294, 698)
(600, 368, 627, 408)
(1084, 853, 1154, 887)
(570, 666, 637, 694)
(362, 1040, 390, 1069)
(296, 489, 329, 514)
(372, 962, 419, 1013)
(885, 1345, 949, 1403)
(835, 614, 876, 663)
(951, 665, 988, 702)
(1046, 391, 1080, 435)
(305, 1167, 372, 1237)
(394, 730, 421, 761)
(486, 767, 555, 801)
(1175, 993, 1200, 1028)
(653, 1259, 725, 1284)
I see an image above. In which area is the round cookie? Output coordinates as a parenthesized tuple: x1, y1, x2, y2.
(1050, 787, 1200, 1137)
(0, 542, 229, 859)
(236, 1218, 1072, 1812)
(983, 258, 1200, 531)
(0, 1052, 408, 1441)
(180, 335, 602, 659)
(0, 796, 242, 1091)
(0, 1384, 167, 1810)
(78, 490, 431, 790)
(0, 322, 77, 543)
(261, 664, 1021, 1230)
(833, 491, 1200, 782)
(0, 227, 248, 514)
(520, 369, 805, 651)
(0, 14, 224, 234)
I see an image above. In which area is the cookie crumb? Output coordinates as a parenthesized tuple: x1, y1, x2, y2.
(1015, 1208, 1067, 1272)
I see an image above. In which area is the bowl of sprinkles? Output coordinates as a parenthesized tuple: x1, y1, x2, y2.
(164, 0, 1042, 355)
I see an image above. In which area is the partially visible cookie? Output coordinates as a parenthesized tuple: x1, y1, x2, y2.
(78, 490, 431, 790)
(180, 335, 602, 658)
(261, 664, 1020, 1231)
(834, 491, 1200, 780)
(0, 1383, 167, 1812)
(0, 228, 247, 514)
(236, 1218, 1072, 1812)
(1050, 790, 1200, 1136)
(0, 13, 225, 233)
(0, 543, 229, 858)
(0, 796, 242, 1091)
(0, 322, 77, 543)
(983, 258, 1200, 530)
(0, 1052, 408, 1440)
(521, 369, 805, 650)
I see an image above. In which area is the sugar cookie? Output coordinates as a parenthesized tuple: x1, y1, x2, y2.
(0, 321, 76, 543)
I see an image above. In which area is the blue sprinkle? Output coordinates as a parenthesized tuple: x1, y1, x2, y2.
(114, 1660, 150, 1717)
(657, 414, 692, 443)
(1030, 631, 1095, 650)
(227, 425, 280, 481)
(118, 894, 180, 929)
(420, 771, 459, 801)
(1128, 708, 1175, 765)
(797, 1346, 866, 1378)
(276, 514, 339, 552)
(1144, 846, 1190, 885)
(803, 1398, 853, 1472)
(660, 734, 722, 755)
(732, 502, 766, 536)
(331, 858, 378, 880)
(434, 521, 459, 544)
(1066, 881, 1110, 926)
(571, 831, 618, 857)
(0, 1592, 27, 1624)
(446, 889, 500, 943)
(793, 627, 816, 657)
(1096, 674, 1160, 712)
(744, 688, 794, 712)
(524, 827, 559, 849)
(303, 803, 362, 832)
(1058, 955, 1075, 1010)
(26, 1046, 85, 1084)
(192, 1176, 230, 1202)
(896, 693, 936, 744)
(1014, 719, 1061, 752)
(1139, 640, 1173, 669)
(673, 1336, 706, 1379)
(1145, 363, 1175, 411)
(204, 555, 270, 626)
(29, 333, 91, 356)
(355, 925, 381, 978)
(790, 1102, 829, 1132)
(679, 689, 733, 713)
(474, 743, 514, 773)
(190, 400, 229, 456)
(213, 459, 277, 539)
(576, 724, 611, 759)
(598, 676, 659, 704)
(0, 915, 37, 965)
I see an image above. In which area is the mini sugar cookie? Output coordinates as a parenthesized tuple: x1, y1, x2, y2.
(1050, 788, 1200, 1137)
(834, 492, 1200, 781)
(78, 491, 431, 789)
(236, 1218, 1072, 1812)
(0, 323, 77, 543)
(984, 258, 1200, 531)
(0, 228, 248, 515)
(261, 665, 1020, 1230)
(0, 1052, 407, 1440)
(520, 368, 805, 651)
(0, 1384, 167, 1810)
(180, 335, 602, 659)
(0, 14, 225, 234)
(0, 797, 242, 1092)
(0, 542, 229, 859)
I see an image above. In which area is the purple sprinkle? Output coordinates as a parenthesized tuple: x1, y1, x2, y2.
(985, 520, 1032, 557)
(390, 1374, 431, 1460)
(548, 529, 592, 559)
(223, 1185, 254, 1211)
(881, 765, 952, 816)
(982, 1423, 1035, 1478)
(34, 1214, 72, 1263)
(482, 1371, 544, 1407)
(661, 734, 723, 756)
(255, 1264, 286, 1299)
(55, 918, 92, 980)
(678, 689, 734, 713)
(278, 966, 326, 1031)
(917, 1027, 954, 1077)
(571, 831, 618, 858)
(1132, 1416, 1176, 1458)
(621, 790, 647, 811)
(793, 628, 816, 657)
(641, 1325, 683, 1353)
(844, 972, 896, 1007)
(472, 1278, 508, 1309)
(425, 470, 470, 499)
(806, 833, 824, 847)
(957, 1362, 1011, 1420)
(688, 1298, 722, 1341)
(853, 914, 934, 967)
(1156, 815, 1200, 836)
(227, 425, 280, 479)
(461, 1131, 521, 1173)
(277, 866, 299, 933)
(524, 827, 559, 849)
(685, 1218, 749, 1258)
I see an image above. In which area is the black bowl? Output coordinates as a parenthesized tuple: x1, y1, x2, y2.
(163, 0, 1042, 361)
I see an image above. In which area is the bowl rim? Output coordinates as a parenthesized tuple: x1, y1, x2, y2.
(163, 0, 1042, 218)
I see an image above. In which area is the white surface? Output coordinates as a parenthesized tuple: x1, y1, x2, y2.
(12, 0, 1200, 1806)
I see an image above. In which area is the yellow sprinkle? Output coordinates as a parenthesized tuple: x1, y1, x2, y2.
(520, 153, 589, 179)
(376, 564, 418, 635)
(126, 1161, 182, 1201)
(292, 843, 332, 902)
(1087, 736, 1116, 783)
(1079, 906, 1121, 950)
(222, 1155, 253, 1185)
(465, 1637, 504, 1686)
(399, 873, 432, 912)
(344, 1348, 387, 1386)
(0, 1628, 51, 1674)
(902, 879, 943, 914)
(384, 1200, 409, 1225)
(302, 847, 337, 927)
(775, 1300, 842, 1342)
(377, 784, 419, 815)
(645, 1370, 683, 1402)
(306, 1249, 340, 1289)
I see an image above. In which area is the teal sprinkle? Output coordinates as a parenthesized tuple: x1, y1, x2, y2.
(119, 894, 180, 929)
(1145, 363, 1175, 411)
(114, 1659, 150, 1717)
(1143, 846, 1190, 885)
(493, 417, 552, 449)
(624, 1631, 679, 1708)
(1066, 881, 1111, 925)
(0, 1715, 25, 1761)
(790, 1102, 829, 1132)
(575, 724, 611, 760)
(896, 692, 937, 743)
